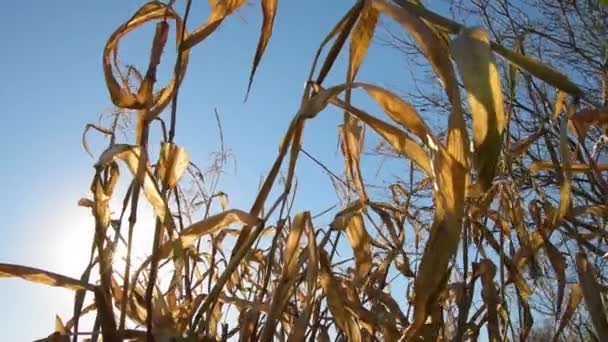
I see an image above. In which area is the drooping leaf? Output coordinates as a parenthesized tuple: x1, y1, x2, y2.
(180, 0, 247, 51)
(553, 284, 583, 342)
(568, 107, 608, 139)
(319, 251, 361, 342)
(474, 260, 500, 341)
(260, 212, 309, 341)
(344, 213, 373, 283)
(576, 252, 608, 340)
(451, 26, 506, 192)
(246, 0, 278, 99)
(552, 118, 572, 228)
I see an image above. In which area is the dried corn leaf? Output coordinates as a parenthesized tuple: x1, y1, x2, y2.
(529, 161, 608, 173)
(246, 0, 278, 98)
(552, 118, 572, 228)
(181, 0, 246, 51)
(474, 260, 500, 341)
(491, 43, 583, 96)
(319, 251, 361, 342)
(406, 148, 466, 337)
(260, 212, 309, 340)
(509, 127, 546, 159)
(288, 222, 319, 342)
(110, 276, 147, 325)
(316, 1, 364, 84)
(157, 142, 190, 189)
(330, 97, 433, 176)
(353, 83, 437, 146)
(568, 107, 608, 139)
(158, 209, 261, 260)
(103, 2, 188, 117)
(345, 213, 373, 283)
(96, 144, 172, 228)
(570, 205, 608, 217)
(0, 263, 95, 292)
(543, 237, 567, 314)
(553, 90, 567, 119)
(553, 284, 583, 342)
(372, 0, 456, 92)
(451, 27, 505, 192)
(349, 3, 378, 80)
(576, 252, 608, 340)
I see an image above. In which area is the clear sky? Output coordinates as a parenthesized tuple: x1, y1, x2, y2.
(0, 1, 421, 340)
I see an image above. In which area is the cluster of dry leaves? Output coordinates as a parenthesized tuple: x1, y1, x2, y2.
(2, 0, 608, 341)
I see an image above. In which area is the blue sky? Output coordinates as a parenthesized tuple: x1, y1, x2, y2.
(0, 1, 422, 340)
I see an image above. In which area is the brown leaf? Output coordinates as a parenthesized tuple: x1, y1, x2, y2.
(474, 260, 500, 341)
(451, 27, 506, 192)
(246, 0, 278, 98)
(181, 0, 246, 51)
(553, 284, 583, 342)
(0, 263, 95, 292)
(345, 213, 373, 283)
(509, 127, 547, 159)
(552, 118, 572, 228)
(543, 237, 567, 314)
(260, 212, 309, 341)
(568, 107, 608, 139)
(576, 252, 608, 340)
(103, 2, 189, 117)
(319, 251, 361, 342)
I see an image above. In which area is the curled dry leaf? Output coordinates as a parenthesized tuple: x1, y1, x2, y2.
(103, 1, 189, 118)
(451, 27, 506, 192)
(509, 127, 547, 159)
(0, 263, 95, 292)
(157, 142, 190, 189)
(552, 118, 572, 229)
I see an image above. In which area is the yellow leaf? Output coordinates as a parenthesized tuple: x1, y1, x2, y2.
(330, 96, 433, 176)
(491, 43, 583, 96)
(552, 118, 572, 228)
(246, 0, 278, 98)
(353, 83, 438, 147)
(349, 4, 378, 80)
(529, 161, 608, 173)
(451, 27, 506, 192)
(553, 90, 567, 119)
(156, 142, 190, 189)
(0, 263, 95, 292)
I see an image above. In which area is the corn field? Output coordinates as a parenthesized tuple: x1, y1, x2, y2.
(2, 0, 608, 341)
